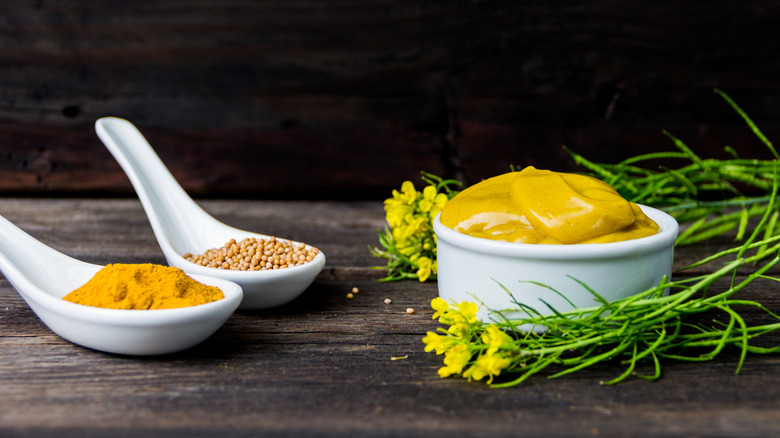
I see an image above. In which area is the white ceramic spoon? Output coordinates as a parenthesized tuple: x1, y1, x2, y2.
(95, 117, 326, 309)
(0, 213, 243, 355)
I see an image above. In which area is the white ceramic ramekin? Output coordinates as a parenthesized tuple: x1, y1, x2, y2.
(433, 205, 679, 322)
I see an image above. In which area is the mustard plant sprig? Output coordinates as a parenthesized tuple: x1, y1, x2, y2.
(566, 89, 780, 246)
(370, 173, 461, 282)
(424, 168, 780, 386)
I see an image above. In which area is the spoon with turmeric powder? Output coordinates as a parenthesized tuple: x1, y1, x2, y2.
(0, 213, 243, 355)
(95, 117, 326, 309)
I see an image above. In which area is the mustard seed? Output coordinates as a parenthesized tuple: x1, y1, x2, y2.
(406, 308, 415, 314)
(346, 293, 354, 300)
(185, 236, 319, 272)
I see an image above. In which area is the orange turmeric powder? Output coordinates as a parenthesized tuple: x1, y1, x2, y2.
(63, 263, 224, 310)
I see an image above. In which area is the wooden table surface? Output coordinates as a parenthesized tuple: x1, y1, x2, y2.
(2, 197, 780, 438)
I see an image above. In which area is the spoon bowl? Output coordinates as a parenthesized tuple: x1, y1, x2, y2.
(0, 214, 243, 356)
(95, 117, 326, 309)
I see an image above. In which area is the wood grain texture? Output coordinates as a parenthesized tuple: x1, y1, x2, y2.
(1, 1, 780, 198)
(2, 198, 780, 437)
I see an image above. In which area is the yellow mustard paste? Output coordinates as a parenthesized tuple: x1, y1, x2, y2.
(439, 166, 659, 244)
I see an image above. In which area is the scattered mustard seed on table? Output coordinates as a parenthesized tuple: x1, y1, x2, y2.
(184, 237, 319, 271)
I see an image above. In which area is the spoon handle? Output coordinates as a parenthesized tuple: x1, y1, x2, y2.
(0, 214, 97, 297)
(95, 117, 215, 253)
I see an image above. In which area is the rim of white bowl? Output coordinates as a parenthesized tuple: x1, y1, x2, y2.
(433, 205, 679, 260)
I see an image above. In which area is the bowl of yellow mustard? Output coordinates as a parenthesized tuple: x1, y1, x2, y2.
(433, 167, 679, 323)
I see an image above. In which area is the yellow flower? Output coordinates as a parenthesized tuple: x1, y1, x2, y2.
(384, 181, 421, 227)
(399, 181, 418, 205)
(447, 301, 479, 337)
(403, 213, 426, 235)
(457, 301, 479, 322)
(453, 301, 479, 327)
(416, 256, 433, 282)
(482, 325, 514, 355)
(429, 193, 449, 219)
(418, 185, 438, 212)
(422, 331, 452, 354)
(431, 297, 450, 320)
(390, 227, 412, 255)
(417, 186, 450, 221)
(464, 352, 511, 383)
(390, 224, 406, 241)
(438, 343, 471, 378)
(384, 199, 411, 228)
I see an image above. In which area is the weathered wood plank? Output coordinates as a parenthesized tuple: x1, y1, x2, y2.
(3, 198, 780, 437)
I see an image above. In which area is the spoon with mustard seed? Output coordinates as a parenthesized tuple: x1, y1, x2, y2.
(95, 117, 326, 309)
(0, 213, 243, 355)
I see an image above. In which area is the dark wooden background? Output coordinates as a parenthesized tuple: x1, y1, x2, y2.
(2, 1, 780, 199)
